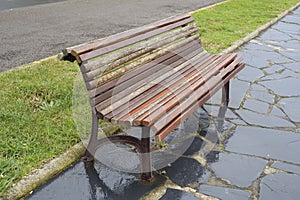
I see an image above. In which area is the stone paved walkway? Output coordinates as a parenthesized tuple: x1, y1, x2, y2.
(27, 7, 300, 200)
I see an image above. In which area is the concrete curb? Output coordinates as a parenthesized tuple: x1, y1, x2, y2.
(3, 2, 300, 200)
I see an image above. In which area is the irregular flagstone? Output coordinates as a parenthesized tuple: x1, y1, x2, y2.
(263, 64, 284, 74)
(162, 157, 210, 187)
(283, 62, 300, 73)
(259, 28, 293, 41)
(237, 50, 269, 69)
(270, 106, 286, 118)
(199, 184, 251, 200)
(259, 77, 300, 97)
(236, 65, 264, 82)
(226, 126, 300, 164)
(208, 152, 267, 188)
(260, 173, 300, 200)
(249, 89, 275, 104)
(272, 21, 300, 35)
(228, 79, 250, 109)
(282, 15, 300, 25)
(243, 99, 270, 114)
(160, 188, 200, 200)
(278, 97, 300, 122)
(272, 161, 300, 175)
(236, 109, 294, 128)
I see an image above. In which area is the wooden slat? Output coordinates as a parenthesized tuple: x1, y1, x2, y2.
(64, 14, 192, 60)
(106, 52, 212, 121)
(85, 34, 200, 90)
(155, 61, 245, 142)
(82, 24, 198, 74)
(132, 54, 237, 127)
(79, 18, 194, 62)
(96, 42, 204, 115)
(152, 56, 243, 133)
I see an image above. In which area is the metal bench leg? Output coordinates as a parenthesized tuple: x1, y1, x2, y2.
(82, 109, 99, 162)
(140, 126, 153, 181)
(222, 81, 230, 106)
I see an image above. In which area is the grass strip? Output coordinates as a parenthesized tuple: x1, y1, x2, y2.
(1, 0, 300, 196)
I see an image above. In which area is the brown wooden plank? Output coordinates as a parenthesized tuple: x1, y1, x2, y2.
(116, 54, 222, 125)
(152, 56, 242, 132)
(97, 42, 205, 115)
(82, 24, 198, 74)
(90, 39, 202, 107)
(136, 53, 237, 127)
(155, 61, 245, 141)
(66, 14, 192, 59)
(85, 34, 200, 90)
(79, 18, 194, 62)
(107, 53, 213, 121)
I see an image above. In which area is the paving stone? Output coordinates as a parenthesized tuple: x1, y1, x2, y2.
(263, 64, 284, 74)
(236, 109, 294, 128)
(236, 65, 264, 82)
(260, 71, 291, 81)
(282, 15, 300, 25)
(283, 62, 300, 73)
(237, 50, 269, 69)
(203, 105, 238, 119)
(227, 118, 247, 126)
(260, 77, 300, 97)
(208, 152, 267, 188)
(199, 184, 251, 200)
(226, 126, 300, 164)
(29, 161, 166, 200)
(279, 47, 300, 62)
(243, 99, 270, 114)
(244, 41, 274, 52)
(260, 173, 300, 200)
(270, 106, 286, 118)
(272, 161, 300, 175)
(162, 157, 209, 187)
(278, 97, 300, 122)
(228, 79, 250, 109)
(160, 188, 200, 200)
(259, 28, 292, 41)
(272, 21, 300, 34)
(249, 89, 275, 104)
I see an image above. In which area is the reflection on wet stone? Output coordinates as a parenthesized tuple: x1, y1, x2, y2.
(199, 184, 251, 200)
(209, 152, 267, 188)
(160, 188, 200, 200)
(162, 157, 209, 187)
(260, 173, 300, 200)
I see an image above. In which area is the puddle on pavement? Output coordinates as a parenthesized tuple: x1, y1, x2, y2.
(0, 0, 65, 11)
(27, 161, 166, 200)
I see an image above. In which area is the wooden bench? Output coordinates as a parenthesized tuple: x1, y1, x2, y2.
(62, 13, 245, 181)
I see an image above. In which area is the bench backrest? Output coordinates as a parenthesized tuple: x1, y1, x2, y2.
(62, 14, 202, 113)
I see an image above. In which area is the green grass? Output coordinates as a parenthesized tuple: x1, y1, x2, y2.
(1, 0, 299, 196)
(192, 0, 300, 53)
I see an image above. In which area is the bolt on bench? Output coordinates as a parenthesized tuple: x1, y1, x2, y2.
(62, 14, 245, 181)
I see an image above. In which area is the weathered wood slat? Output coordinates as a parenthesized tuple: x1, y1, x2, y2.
(85, 34, 200, 91)
(79, 18, 194, 62)
(97, 43, 205, 115)
(82, 24, 198, 74)
(106, 52, 212, 121)
(125, 54, 237, 126)
(152, 55, 242, 133)
(155, 61, 245, 141)
(64, 14, 192, 61)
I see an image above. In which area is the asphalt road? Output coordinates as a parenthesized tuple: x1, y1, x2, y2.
(0, 0, 224, 72)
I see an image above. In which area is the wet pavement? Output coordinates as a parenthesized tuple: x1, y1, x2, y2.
(27, 6, 300, 200)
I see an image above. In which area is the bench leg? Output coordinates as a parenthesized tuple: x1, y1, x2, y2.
(82, 109, 99, 162)
(140, 126, 153, 181)
(222, 81, 230, 106)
